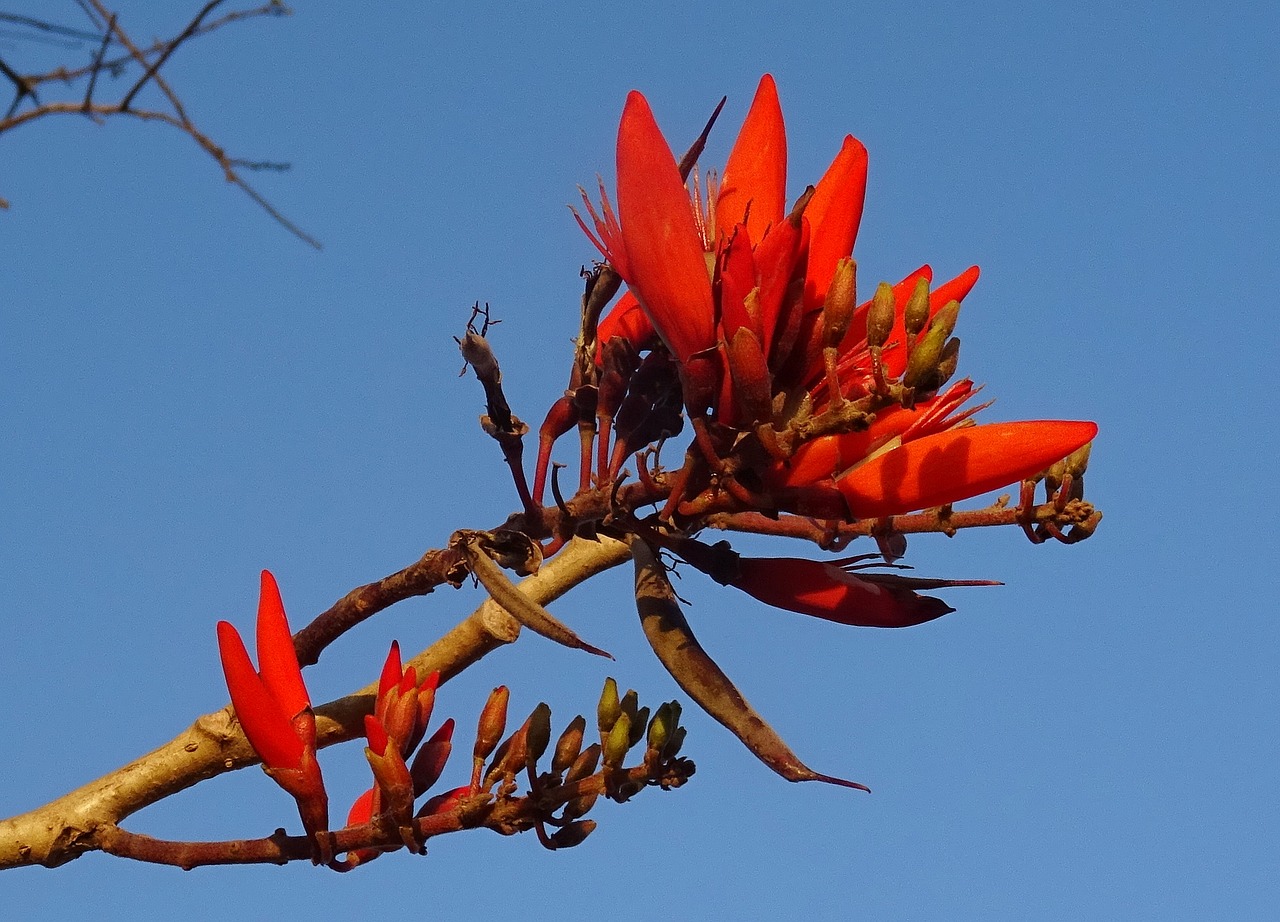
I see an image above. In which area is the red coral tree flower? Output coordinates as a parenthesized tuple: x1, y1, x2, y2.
(216, 570, 328, 851)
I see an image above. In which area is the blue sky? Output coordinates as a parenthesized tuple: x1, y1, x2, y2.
(2, 0, 1277, 919)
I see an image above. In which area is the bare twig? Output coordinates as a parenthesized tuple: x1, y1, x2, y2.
(1, 2, 315, 246)
(118, 0, 223, 111)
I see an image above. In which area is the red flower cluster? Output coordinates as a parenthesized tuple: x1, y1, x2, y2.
(575, 75, 1095, 522)
(343, 641, 454, 868)
(218, 577, 454, 866)
(565, 75, 1098, 627)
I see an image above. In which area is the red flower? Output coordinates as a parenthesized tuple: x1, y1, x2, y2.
(571, 75, 1098, 524)
(216, 570, 328, 844)
(340, 642, 454, 868)
(731, 556, 997, 628)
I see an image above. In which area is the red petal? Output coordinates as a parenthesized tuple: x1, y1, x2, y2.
(345, 786, 376, 826)
(837, 420, 1099, 518)
(716, 74, 787, 246)
(803, 135, 869, 310)
(733, 557, 954, 627)
(217, 620, 305, 770)
(255, 570, 310, 720)
(767, 404, 916, 489)
(595, 291, 656, 356)
(717, 226, 758, 339)
(616, 91, 716, 364)
(364, 713, 390, 755)
(377, 640, 402, 706)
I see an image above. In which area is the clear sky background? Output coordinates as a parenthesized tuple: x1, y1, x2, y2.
(2, 1, 1277, 919)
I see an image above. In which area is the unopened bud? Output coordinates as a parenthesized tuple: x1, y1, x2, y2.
(409, 719, 454, 796)
(547, 820, 597, 850)
(934, 337, 961, 388)
(646, 703, 672, 754)
(1065, 442, 1092, 477)
(552, 715, 586, 774)
(727, 327, 773, 424)
(904, 276, 931, 338)
(618, 689, 639, 723)
(904, 300, 961, 389)
(603, 711, 632, 768)
(500, 722, 530, 778)
(866, 281, 897, 349)
(526, 703, 552, 769)
(565, 743, 601, 785)
(821, 258, 858, 349)
(1044, 458, 1068, 496)
(629, 707, 650, 749)
(561, 789, 599, 821)
(473, 685, 509, 763)
(597, 678, 620, 737)
(666, 726, 688, 758)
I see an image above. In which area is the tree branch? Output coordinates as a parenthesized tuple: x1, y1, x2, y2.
(0, 534, 632, 870)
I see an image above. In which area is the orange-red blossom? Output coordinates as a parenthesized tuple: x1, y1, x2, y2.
(343, 642, 455, 868)
(578, 75, 1096, 521)
(216, 570, 328, 845)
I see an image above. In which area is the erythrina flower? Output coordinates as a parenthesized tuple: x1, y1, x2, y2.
(567, 75, 1098, 525)
(339, 642, 455, 869)
(730, 556, 998, 628)
(217, 570, 328, 852)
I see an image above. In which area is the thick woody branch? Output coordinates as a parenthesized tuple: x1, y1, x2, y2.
(0, 534, 631, 870)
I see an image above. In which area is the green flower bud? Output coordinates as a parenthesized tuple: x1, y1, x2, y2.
(597, 678, 620, 737)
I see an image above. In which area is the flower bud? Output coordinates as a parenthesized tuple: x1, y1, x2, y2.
(473, 685, 509, 763)
(552, 715, 586, 775)
(904, 300, 960, 389)
(629, 706, 650, 749)
(866, 281, 896, 349)
(409, 719, 454, 796)
(547, 820, 597, 850)
(666, 725, 688, 758)
(618, 689, 639, 723)
(526, 702, 552, 769)
(646, 703, 672, 754)
(821, 258, 858, 349)
(565, 743, 602, 785)
(1065, 442, 1092, 477)
(903, 276, 931, 338)
(603, 711, 632, 768)
(597, 677, 620, 737)
(934, 336, 961, 388)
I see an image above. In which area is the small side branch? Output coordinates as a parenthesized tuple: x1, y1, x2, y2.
(0, 2, 316, 246)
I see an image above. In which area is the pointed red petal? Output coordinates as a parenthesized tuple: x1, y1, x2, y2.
(930, 264, 980, 308)
(716, 74, 787, 245)
(733, 557, 954, 628)
(364, 713, 390, 754)
(616, 91, 716, 364)
(377, 640, 402, 705)
(837, 420, 1099, 518)
(802, 135, 869, 310)
(346, 786, 376, 827)
(217, 620, 305, 769)
(595, 291, 656, 358)
(717, 227, 758, 339)
(255, 570, 310, 719)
